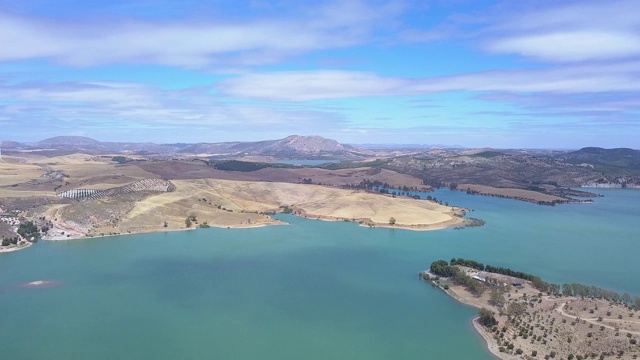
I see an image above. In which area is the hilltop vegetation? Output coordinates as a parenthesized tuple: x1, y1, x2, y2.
(559, 147, 640, 173)
(386, 146, 640, 200)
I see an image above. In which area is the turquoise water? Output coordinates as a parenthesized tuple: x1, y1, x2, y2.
(1, 189, 639, 359)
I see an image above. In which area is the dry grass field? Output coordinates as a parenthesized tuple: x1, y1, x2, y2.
(1, 153, 461, 241)
(0, 157, 46, 187)
(124, 179, 461, 231)
(38, 178, 462, 239)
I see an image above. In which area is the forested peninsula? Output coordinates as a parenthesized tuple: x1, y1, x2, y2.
(422, 258, 640, 359)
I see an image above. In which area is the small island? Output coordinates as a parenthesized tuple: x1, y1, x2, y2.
(421, 259, 640, 360)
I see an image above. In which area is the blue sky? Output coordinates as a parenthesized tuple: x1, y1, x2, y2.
(1, 0, 639, 148)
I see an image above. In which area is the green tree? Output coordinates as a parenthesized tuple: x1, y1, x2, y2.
(478, 308, 497, 327)
(185, 217, 192, 227)
(111, 156, 129, 164)
(430, 260, 458, 277)
(389, 217, 396, 225)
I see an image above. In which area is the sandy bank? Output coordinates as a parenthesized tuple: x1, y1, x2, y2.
(0, 241, 33, 253)
(472, 317, 519, 360)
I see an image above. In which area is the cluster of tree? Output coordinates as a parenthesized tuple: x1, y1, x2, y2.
(478, 308, 497, 328)
(344, 180, 389, 191)
(452, 270, 486, 296)
(344, 180, 432, 200)
(111, 156, 131, 164)
(422, 179, 445, 188)
(212, 160, 272, 172)
(1, 237, 19, 246)
(430, 260, 487, 296)
(484, 265, 532, 280)
(483, 264, 550, 291)
(17, 221, 41, 241)
(424, 195, 442, 204)
(561, 283, 638, 307)
(450, 258, 485, 271)
(467, 218, 485, 227)
(280, 206, 293, 214)
(430, 260, 458, 277)
(449, 258, 538, 282)
(435, 257, 553, 292)
(185, 214, 197, 227)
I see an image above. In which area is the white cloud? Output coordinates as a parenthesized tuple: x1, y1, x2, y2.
(0, 80, 347, 134)
(0, 1, 402, 67)
(414, 62, 640, 93)
(487, 31, 640, 62)
(221, 70, 408, 101)
(482, 1, 640, 62)
(218, 62, 640, 100)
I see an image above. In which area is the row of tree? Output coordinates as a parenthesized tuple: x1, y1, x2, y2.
(432, 258, 640, 309)
(446, 257, 549, 291)
(452, 269, 486, 296)
(561, 283, 637, 307)
(450, 258, 485, 271)
(429, 260, 488, 296)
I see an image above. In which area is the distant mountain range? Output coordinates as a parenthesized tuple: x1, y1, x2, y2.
(3, 135, 365, 159)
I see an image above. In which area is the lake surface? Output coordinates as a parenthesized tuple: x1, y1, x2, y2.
(1, 188, 639, 359)
(275, 159, 338, 166)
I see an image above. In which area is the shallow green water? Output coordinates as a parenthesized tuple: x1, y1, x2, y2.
(1, 189, 639, 359)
